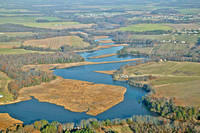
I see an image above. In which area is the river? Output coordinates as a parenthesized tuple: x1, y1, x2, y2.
(0, 37, 155, 124)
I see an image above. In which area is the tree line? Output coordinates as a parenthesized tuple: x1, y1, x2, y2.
(113, 58, 200, 122)
(2, 115, 199, 133)
(0, 52, 84, 99)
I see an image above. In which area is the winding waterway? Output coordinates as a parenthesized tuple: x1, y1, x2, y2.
(0, 37, 155, 124)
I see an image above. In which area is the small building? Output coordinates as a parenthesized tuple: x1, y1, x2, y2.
(0, 95, 3, 98)
(120, 75, 128, 78)
(181, 41, 186, 44)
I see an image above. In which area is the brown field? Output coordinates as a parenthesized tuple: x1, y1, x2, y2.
(23, 36, 90, 50)
(0, 113, 23, 131)
(18, 77, 126, 116)
(94, 36, 109, 40)
(98, 39, 114, 44)
(70, 31, 89, 36)
(88, 53, 117, 59)
(121, 61, 200, 107)
(74, 44, 129, 53)
(155, 80, 200, 107)
(0, 44, 20, 48)
(46, 23, 94, 30)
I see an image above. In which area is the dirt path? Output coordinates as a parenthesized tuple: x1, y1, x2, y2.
(149, 43, 157, 54)
(162, 62, 181, 75)
(172, 35, 175, 40)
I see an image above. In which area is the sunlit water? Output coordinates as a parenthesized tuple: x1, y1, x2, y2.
(0, 38, 155, 124)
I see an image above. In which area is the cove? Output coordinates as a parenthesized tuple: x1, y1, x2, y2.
(0, 62, 155, 125)
(0, 38, 155, 125)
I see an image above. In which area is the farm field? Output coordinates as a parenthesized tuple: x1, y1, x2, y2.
(122, 61, 200, 107)
(0, 16, 91, 29)
(0, 17, 60, 24)
(0, 0, 200, 131)
(0, 48, 53, 54)
(163, 23, 200, 30)
(174, 34, 200, 45)
(23, 36, 90, 50)
(117, 24, 172, 32)
(0, 42, 21, 48)
(177, 8, 200, 15)
(0, 8, 36, 13)
(0, 32, 36, 37)
(126, 47, 152, 54)
(125, 42, 190, 55)
(126, 34, 199, 56)
(0, 13, 43, 17)
(129, 34, 173, 41)
(152, 43, 189, 55)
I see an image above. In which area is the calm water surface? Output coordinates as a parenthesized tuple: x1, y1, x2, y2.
(0, 38, 154, 124)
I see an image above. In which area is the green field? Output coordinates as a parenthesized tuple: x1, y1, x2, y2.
(126, 34, 199, 55)
(0, 16, 62, 24)
(123, 61, 200, 107)
(174, 34, 200, 45)
(0, 32, 36, 37)
(0, 71, 14, 103)
(0, 48, 53, 54)
(0, 8, 32, 13)
(0, 13, 43, 17)
(177, 8, 200, 15)
(152, 43, 189, 54)
(0, 42, 21, 46)
(0, 16, 80, 28)
(130, 34, 173, 41)
(118, 24, 172, 32)
(126, 61, 200, 77)
(23, 36, 90, 50)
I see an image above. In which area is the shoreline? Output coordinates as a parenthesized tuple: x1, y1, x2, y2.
(7, 77, 127, 116)
(0, 58, 144, 115)
(0, 113, 23, 130)
(88, 53, 117, 59)
(22, 58, 144, 73)
(6, 58, 144, 113)
(94, 70, 117, 75)
(73, 44, 129, 53)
